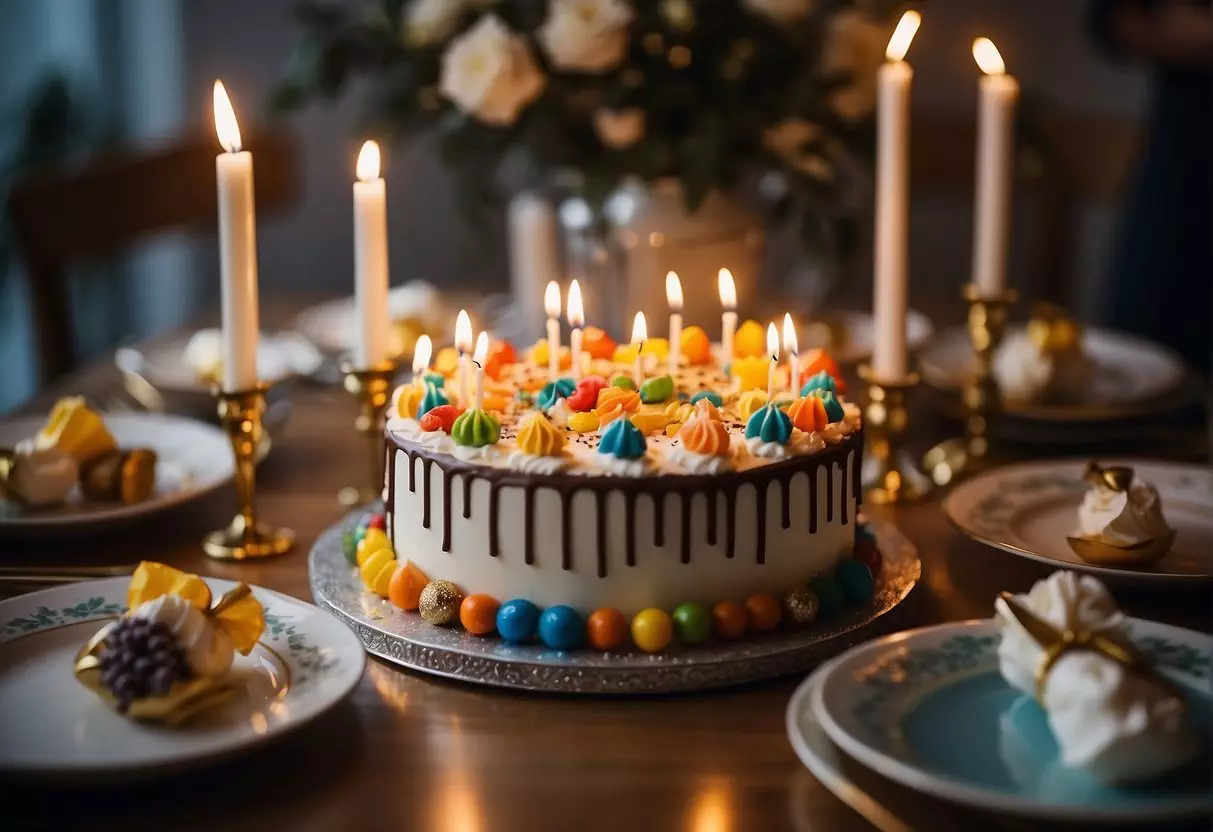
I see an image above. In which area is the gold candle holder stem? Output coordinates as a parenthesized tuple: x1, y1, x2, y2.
(859, 365, 929, 505)
(203, 385, 294, 561)
(339, 361, 397, 507)
(923, 285, 1018, 485)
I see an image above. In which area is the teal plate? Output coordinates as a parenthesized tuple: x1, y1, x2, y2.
(813, 618, 1213, 823)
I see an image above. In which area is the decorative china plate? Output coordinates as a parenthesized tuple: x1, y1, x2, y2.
(0, 413, 235, 537)
(919, 325, 1188, 423)
(811, 619, 1213, 823)
(0, 576, 364, 781)
(124, 332, 323, 396)
(943, 459, 1213, 586)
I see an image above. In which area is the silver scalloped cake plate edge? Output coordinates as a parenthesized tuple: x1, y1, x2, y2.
(943, 458, 1213, 587)
(807, 618, 1213, 824)
(0, 576, 365, 781)
(0, 413, 235, 537)
(307, 509, 921, 694)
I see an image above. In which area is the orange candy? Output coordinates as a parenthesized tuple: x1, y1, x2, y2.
(679, 326, 712, 365)
(745, 594, 783, 631)
(387, 561, 430, 611)
(483, 340, 517, 381)
(799, 348, 844, 394)
(712, 601, 748, 640)
(582, 326, 617, 360)
(460, 594, 501, 636)
(786, 396, 828, 433)
(586, 608, 629, 651)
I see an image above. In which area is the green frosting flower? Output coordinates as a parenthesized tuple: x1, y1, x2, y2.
(451, 408, 501, 448)
(639, 374, 675, 404)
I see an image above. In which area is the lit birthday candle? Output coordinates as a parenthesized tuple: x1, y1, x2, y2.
(783, 313, 799, 394)
(631, 312, 647, 388)
(766, 322, 779, 402)
(718, 268, 737, 372)
(455, 309, 473, 406)
(666, 271, 683, 374)
(412, 334, 432, 389)
(472, 331, 489, 410)
(352, 140, 390, 368)
(544, 280, 561, 379)
(566, 279, 584, 380)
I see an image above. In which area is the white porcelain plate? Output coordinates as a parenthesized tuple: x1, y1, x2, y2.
(811, 619, 1213, 824)
(943, 459, 1213, 587)
(0, 413, 234, 537)
(129, 331, 323, 393)
(919, 325, 1187, 422)
(0, 577, 364, 781)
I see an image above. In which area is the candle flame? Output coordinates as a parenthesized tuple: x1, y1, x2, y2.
(455, 309, 473, 353)
(212, 81, 242, 153)
(717, 268, 737, 310)
(566, 279, 584, 327)
(473, 331, 489, 364)
(885, 10, 921, 62)
(544, 280, 561, 318)
(356, 140, 381, 182)
(631, 311, 647, 344)
(665, 272, 683, 312)
(972, 37, 1005, 76)
(766, 322, 779, 361)
(412, 334, 432, 375)
(782, 313, 798, 356)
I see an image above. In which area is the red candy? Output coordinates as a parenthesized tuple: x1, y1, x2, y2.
(854, 538, 882, 577)
(420, 404, 462, 434)
(799, 348, 845, 394)
(366, 513, 386, 531)
(565, 375, 608, 412)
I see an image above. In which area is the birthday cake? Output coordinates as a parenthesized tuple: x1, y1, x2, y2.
(350, 319, 877, 653)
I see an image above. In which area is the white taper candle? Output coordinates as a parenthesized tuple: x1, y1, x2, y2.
(972, 37, 1019, 298)
(353, 140, 390, 367)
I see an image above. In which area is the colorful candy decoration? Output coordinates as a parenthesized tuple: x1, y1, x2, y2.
(735, 389, 769, 422)
(731, 355, 769, 392)
(745, 403, 793, 445)
(360, 549, 396, 597)
(366, 513, 386, 531)
(356, 528, 392, 568)
(799, 369, 838, 398)
(418, 580, 463, 625)
(733, 319, 766, 358)
(537, 377, 577, 412)
(496, 599, 540, 644)
(423, 372, 446, 388)
(587, 608, 629, 650)
(835, 558, 875, 603)
(611, 374, 638, 390)
(690, 390, 723, 408)
(854, 533, 882, 577)
(567, 411, 600, 433)
(786, 395, 828, 433)
(459, 594, 500, 635)
(744, 594, 782, 631)
(808, 576, 844, 620)
(582, 326, 617, 360)
(418, 381, 449, 419)
(679, 325, 713, 365)
(781, 586, 820, 625)
(631, 608, 673, 653)
(538, 605, 584, 650)
(811, 389, 845, 423)
(711, 601, 748, 640)
(515, 411, 567, 457)
(396, 386, 423, 419)
(630, 409, 671, 436)
(419, 404, 462, 434)
(639, 374, 675, 404)
(529, 338, 571, 370)
(482, 340, 517, 381)
(641, 338, 669, 360)
(799, 348, 844, 393)
(433, 346, 460, 376)
(451, 408, 501, 448)
(598, 417, 647, 460)
(672, 603, 711, 644)
(678, 413, 731, 457)
(565, 375, 608, 412)
(388, 561, 430, 610)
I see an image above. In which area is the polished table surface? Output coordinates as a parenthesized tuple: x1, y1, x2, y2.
(2, 332, 1210, 832)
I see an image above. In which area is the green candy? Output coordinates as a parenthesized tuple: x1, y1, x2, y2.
(808, 576, 845, 620)
(451, 408, 501, 448)
(611, 375, 638, 391)
(639, 374, 675, 404)
(672, 603, 712, 644)
(342, 527, 359, 565)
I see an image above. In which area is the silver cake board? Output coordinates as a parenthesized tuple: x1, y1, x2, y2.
(308, 506, 921, 694)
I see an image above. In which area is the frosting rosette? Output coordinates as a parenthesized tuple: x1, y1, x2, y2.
(598, 417, 647, 460)
(689, 390, 723, 408)
(419, 381, 450, 418)
(811, 389, 845, 423)
(799, 348, 844, 393)
(537, 377, 577, 412)
(678, 414, 731, 457)
(786, 395, 828, 432)
(799, 369, 838, 397)
(736, 389, 769, 422)
(451, 408, 501, 448)
(745, 403, 792, 445)
(515, 411, 566, 457)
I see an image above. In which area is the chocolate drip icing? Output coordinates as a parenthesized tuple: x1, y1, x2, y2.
(852, 445, 864, 510)
(653, 493, 665, 547)
(595, 489, 607, 578)
(441, 470, 453, 551)
(461, 474, 472, 520)
(523, 484, 537, 565)
(809, 467, 819, 534)
(488, 484, 500, 557)
(780, 473, 792, 530)
(826, 462, 835, 524)
(408, 450, 416, 492)
(755, 480, 767, 565)
(624, 492, 636, 566)
(840, 462, 850, 526)
(680, 490, 692, 564)
(706, 490, 717, 546)
(421, 457, 433, 529)
(724, 487, 737, 559)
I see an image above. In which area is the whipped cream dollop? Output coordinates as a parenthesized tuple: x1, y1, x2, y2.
(1076, 480, 1171, 548)
(819, 424, 845, 445)
(995, 571, 1199, 784)
(131, 594, 234, 678)
(452, 444, 501, 463)
(993, 332, 1093, 404)
(744, 437, 789, 460)
(546, 397, 574, 428)
(667, 446, 733, 474)
(506, 451, 570, 474)
(590, 456, 653, 477)
(4, 447, 77, 506)
(795, 431, 827, 456)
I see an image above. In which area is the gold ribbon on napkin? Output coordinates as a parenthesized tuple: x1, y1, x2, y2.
(1083, 460, 1134, 493)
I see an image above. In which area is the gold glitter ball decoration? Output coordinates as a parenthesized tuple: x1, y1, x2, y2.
(781, 586, 819, 626)
(419, 580, 463, 626)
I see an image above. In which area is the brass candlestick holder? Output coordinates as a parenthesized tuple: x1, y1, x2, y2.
(859, 365, 930, 505)
(923, 285, 1018, 486)
(338, 360, 398, 507)
(203, 385, 294, 561)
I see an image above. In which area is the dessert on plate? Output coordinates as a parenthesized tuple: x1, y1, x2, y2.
(992, 304, 1096, 405)
(1067, 460, 1175, 567)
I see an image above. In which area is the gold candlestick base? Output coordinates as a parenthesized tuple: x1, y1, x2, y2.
(339, 360, 398, 508)
(923, 285, 1018, 486)
(859, 366, 930, 505)
(204, 385, 294, 561)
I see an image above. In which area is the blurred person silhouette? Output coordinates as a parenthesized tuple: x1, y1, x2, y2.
(1088, 0, 1212, 377)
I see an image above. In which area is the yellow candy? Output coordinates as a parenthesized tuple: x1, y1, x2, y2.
(733, 319, 766, 358)
(732, 354, 770, 393)
(357, 528, 393, 567)
(631, 608, 673, 653)
(597, 386, 641, 413)
(567, 411, 600, 433)
(736, 389, 769, 422)
(612, 338, 669, 364)
(360, 548, 396, 597)
(680, 326, 713, 365)
(434, 346, 460, 377)
(665, 422, 681, 438)
(528, 338, 571, 370)
(515, 411, 566, 457)
(630, 410, 671, 435)
(396, 386, 423, 419)
(641, 338, 669, 359)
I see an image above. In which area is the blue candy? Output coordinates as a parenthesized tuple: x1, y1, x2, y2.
(537, 378, 577, 412)
(834, 558, 875, 604)
(496, 599, 540, 644)
(537, 605, 584, 651)
(690, 390, 723, 408)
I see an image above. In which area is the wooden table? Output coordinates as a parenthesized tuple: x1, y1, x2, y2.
(2, 344, 1210, 832)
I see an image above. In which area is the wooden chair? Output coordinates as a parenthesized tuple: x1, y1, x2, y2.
(7, 129, 302, 385)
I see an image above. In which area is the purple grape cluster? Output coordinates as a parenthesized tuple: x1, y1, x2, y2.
(99, 618, 191, 711)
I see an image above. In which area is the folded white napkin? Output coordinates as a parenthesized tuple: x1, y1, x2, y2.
(995, 571, 1199, 784)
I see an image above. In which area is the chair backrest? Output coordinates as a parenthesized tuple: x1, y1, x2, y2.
(8, 129, 301, 384)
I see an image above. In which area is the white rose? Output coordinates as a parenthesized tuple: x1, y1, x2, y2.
(823, 10, 885, 121)
(403, 0, 468, 46)
(439, 15, 546, 127)
(539, 0, 633, 73)
(593, 108, 644, 149)
(743, 0, 813, 26)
